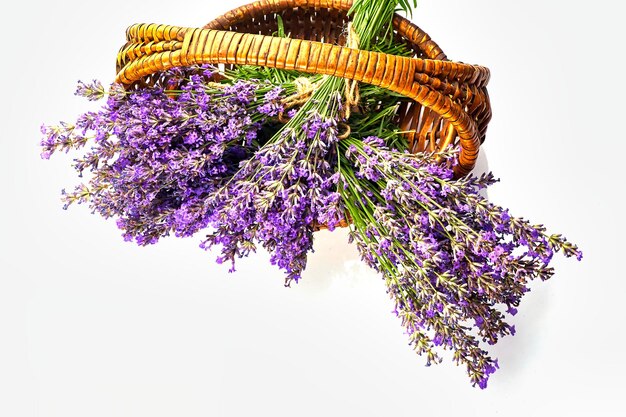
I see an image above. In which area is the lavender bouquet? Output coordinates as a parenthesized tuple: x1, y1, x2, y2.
(41, 0, 581, 388)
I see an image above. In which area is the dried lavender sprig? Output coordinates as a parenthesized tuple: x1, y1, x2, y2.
(202, 91, 346, 286)
(337, 136, 582, 388)
(41, 65, 288, 245)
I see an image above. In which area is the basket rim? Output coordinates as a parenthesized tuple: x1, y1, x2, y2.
(203, 0, 448, 61)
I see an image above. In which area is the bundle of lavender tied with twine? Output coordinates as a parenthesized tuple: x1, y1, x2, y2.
(40, 0, 581, 389)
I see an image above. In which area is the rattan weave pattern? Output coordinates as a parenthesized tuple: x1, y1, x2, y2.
(116, 0, 491, 176)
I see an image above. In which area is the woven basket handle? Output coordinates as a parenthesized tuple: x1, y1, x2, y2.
(116, 23, 489, 175)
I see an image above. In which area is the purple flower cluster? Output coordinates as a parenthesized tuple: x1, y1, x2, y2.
(42, 65, 581, 388)
(258, 86, 284, 117)
(202, 104, 345, 286)
(340, 136, 582, 389)
(41, 66, 279, 244)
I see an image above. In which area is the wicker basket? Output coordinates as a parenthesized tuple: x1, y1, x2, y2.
(116, 0, 491, 176)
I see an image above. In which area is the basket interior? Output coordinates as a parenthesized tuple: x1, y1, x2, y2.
(204, 5, 447, 61)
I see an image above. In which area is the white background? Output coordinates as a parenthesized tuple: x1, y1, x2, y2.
(1, 0, 624, 415)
